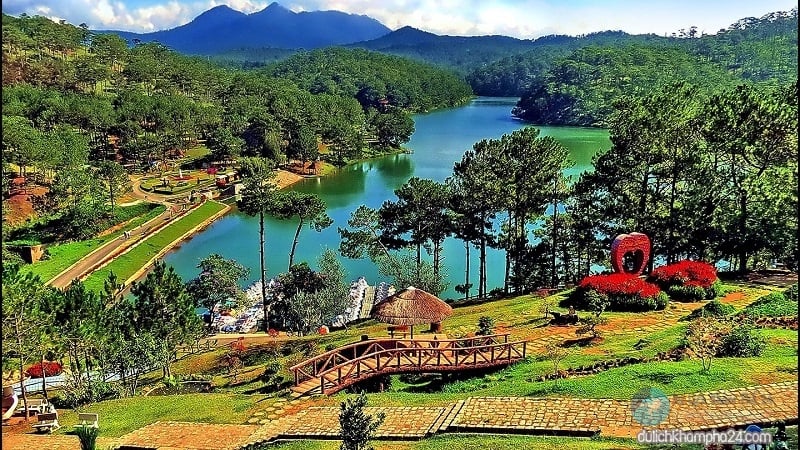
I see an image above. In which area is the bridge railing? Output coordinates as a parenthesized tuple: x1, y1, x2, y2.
(289, 334, 512, 386)
(312, 339, 527, 395)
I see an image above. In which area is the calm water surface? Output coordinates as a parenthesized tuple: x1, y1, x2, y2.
(164, 97, 610, 299)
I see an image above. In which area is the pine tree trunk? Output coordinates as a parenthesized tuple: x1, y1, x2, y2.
(289, 219, 303, 270)
(464, 241, 471, 300)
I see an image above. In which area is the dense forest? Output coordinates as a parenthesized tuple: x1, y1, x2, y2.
(505, 9, 798, 126)
(262, 47, 473, 112)
(1, 13, 472, 243)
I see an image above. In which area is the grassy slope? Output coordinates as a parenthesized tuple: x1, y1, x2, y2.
(45, 283, 796, 446)
(55, 393, 267, 437)
(82, 201, 227, 292)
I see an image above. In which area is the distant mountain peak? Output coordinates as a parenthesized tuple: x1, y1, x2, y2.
(258, 2, 293, 14)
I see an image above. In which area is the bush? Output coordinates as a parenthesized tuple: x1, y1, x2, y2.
(476, 316, 495, 336)
(568, 274, 666, 312)
(685, 300, 737, 320)
(650, 260, 720, 300)
(76, 423, 99, 450)
(718, 326, 765, 357)
(25, 361, 63, 378)
(742, 291, 797, 318)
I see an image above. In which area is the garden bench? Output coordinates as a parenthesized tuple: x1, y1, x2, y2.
(74, 412, 99, 429)
(24, 398, 49, 414)
(31, 412, 60, 433)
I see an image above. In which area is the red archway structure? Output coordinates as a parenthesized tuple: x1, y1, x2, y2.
(611, 232, 651, 275)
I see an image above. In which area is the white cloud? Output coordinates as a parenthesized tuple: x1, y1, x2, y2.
(1, 0, 796, 36)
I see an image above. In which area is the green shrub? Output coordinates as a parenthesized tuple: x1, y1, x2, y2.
(685, 300, 737, 320)
(76, 423, 99, 450)
(719, 326, 765, 357)
(476, 316, 495, 336)
(743, 291, 797, 318)
(667, 283, 707, 301)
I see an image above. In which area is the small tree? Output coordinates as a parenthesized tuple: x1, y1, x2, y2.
(476, 316, 495, 336)
(576, 291, 609, 339)
(538, 296, 555, 319)
(545, 342, 569, 383)
(685, 317, 731, 372)
(339, 392, 385, 450)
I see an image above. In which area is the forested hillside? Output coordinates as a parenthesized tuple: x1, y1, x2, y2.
(263, 48, 473, 112)
(1, 14, 472, 241)
(500, 8, 797, 126)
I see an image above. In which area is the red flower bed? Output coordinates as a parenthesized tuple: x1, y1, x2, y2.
(579, 273, 661, 298)
(573, 273, 667, 312)
(25, 361, 63, 378)
(650, 260, 718, 288)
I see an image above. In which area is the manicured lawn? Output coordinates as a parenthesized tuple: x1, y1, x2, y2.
(82, 200, 227, 292)
(55, 393, 266, 437)
(20, 205, 166, 282)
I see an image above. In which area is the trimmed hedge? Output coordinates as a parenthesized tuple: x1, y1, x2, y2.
(567, 273, 667, 312)
(650, 260, 721, 301)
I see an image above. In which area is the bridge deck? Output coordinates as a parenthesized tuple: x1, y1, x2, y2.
(290, 335, 527, 397)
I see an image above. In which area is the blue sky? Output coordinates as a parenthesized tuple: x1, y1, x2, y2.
(2, 0, 795, 37)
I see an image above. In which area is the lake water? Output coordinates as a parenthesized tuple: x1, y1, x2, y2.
(164, 97, 610, 299)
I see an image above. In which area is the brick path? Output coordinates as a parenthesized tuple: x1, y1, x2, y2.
(0, 434, 118, 450)
(116, 422, 260, 450)
(449, 381, 798, 438)
(3, 382, 794, 449)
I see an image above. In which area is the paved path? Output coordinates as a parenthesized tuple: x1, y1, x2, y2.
(4, 382, 794, 449)
(47, 203, 190, 289)
(241, 381, 799, 446)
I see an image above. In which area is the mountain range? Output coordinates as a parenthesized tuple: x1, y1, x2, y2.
(99, 2, 391, 54)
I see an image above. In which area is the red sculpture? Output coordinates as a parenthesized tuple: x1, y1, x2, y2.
(611, 232, 650, 275)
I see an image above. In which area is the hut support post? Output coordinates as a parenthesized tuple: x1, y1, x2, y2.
(411, 325, 414, 339)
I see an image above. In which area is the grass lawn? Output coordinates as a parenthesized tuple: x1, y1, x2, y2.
(20, 205, 166, 282)
(82, 200, 227, 292)
(55, 393, 266, 437)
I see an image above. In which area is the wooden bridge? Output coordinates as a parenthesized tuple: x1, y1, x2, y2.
(289, 334, 528, 397)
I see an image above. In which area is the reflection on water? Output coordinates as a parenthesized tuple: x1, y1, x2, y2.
(164, 97, 610, 299)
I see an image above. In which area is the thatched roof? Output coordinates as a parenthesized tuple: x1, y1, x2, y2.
(371, 286, 452, 326)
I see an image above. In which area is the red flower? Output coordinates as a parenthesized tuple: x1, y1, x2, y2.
(25, 361, 63, 378)
(579, 273, 662, 299)
(651, 260, 718, 288)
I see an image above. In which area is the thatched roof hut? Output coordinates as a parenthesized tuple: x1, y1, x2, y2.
(371, 286, 452, 337)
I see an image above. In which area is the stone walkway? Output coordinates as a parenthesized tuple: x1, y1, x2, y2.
(117, 422, 260, 450)
(256, 381, 800, 448)
(3, 381, 795, 449)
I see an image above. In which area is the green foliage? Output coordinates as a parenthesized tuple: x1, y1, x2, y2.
(666, 284, 708, 302)
(265, 47, 472, 112)
(338, 392, 385, 450)
(185, 254, 249, 311)
(718, 326, 766, 358)
(684, 300, 737, 320)
(742, 291, 797, 318)
(476, 316, 495, 336)
(75, 422, 99, 450)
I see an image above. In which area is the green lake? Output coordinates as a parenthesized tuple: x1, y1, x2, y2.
(164, 97, 610, 299)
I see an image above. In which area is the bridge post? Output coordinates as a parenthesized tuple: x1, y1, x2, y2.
(437, 351, 441, 366)
(523, 342, 527, 358)
(320, 376, 324, 395)
(294, 369, 298, 386)
(491, 346, 495, 361)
